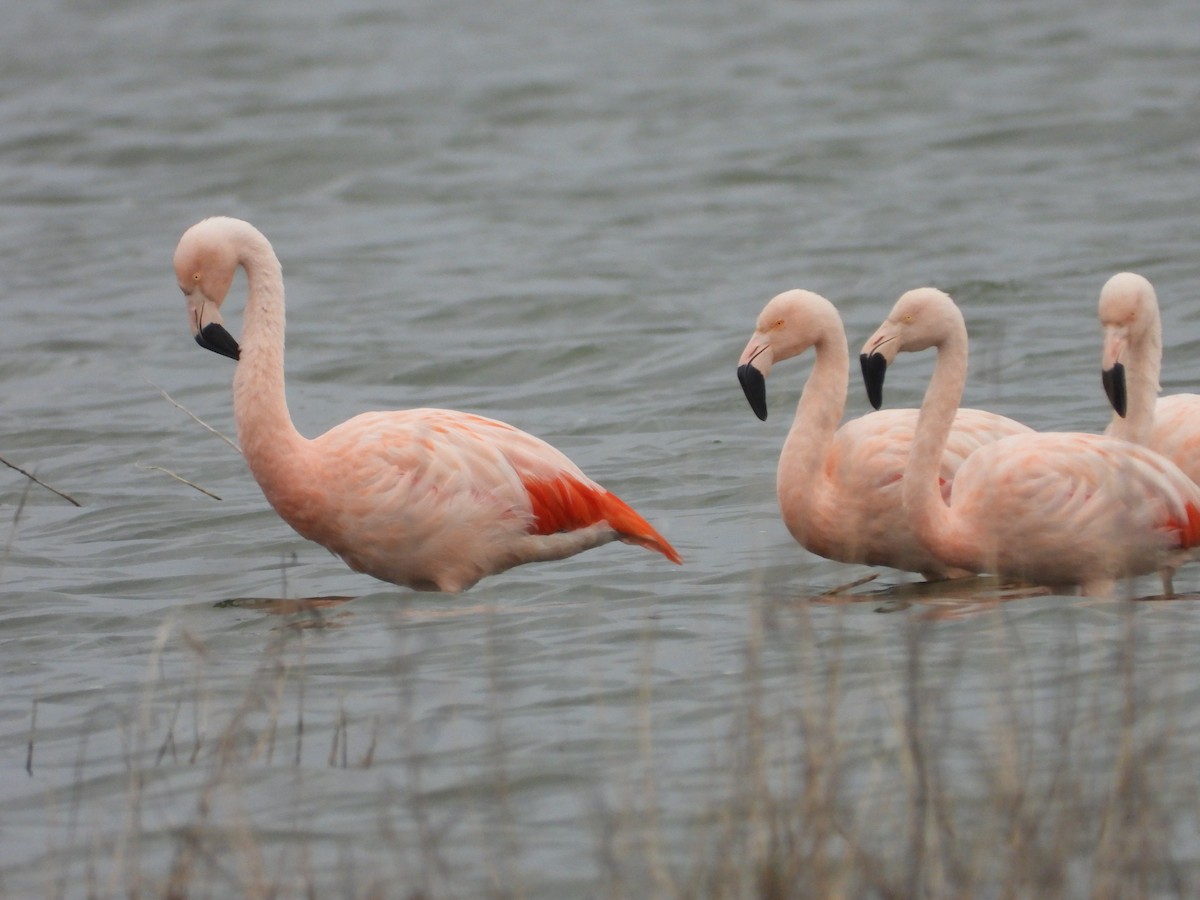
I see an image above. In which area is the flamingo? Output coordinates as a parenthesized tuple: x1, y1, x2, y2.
(860, 287, 1200, 596)
(736, 289, 1030, 579)
(1099, 271, 1200, 485)
(172, 216, 680, 592)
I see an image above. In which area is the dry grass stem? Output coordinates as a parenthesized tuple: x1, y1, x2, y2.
(0, 453, 82, 506)
(151, 382, 241, 454)
(136, 461, 223, 500)
(30, 583, 1200, 898)
(25, 697, 37, 777)
(817, 573, 878, 595)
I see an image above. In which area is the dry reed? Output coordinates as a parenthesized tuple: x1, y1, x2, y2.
(25, 588, 1200, 898)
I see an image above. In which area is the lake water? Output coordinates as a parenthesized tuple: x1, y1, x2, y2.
(3, 0, 1200, 895)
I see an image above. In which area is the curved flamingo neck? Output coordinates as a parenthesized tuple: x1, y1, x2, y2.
(229, 227, 308, 478)
(1108, 319, 1162, 445)
(903, 323, 968, 559)
(777, 312, 848, 517)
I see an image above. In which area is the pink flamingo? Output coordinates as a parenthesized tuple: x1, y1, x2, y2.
(172, 217, 681, 592)
(1099, 271, 1200, 485)
(737, 289, 1030, 580)
(860, 287, 1200, 596)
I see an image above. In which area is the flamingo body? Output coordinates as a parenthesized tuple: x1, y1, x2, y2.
(1138, 395, 1200, 484)
(172, 217, 679, 592)
(926, 431, 1200, 586)
(861, 287, 1200, 596)
(1099, 271, 1200, 485)
(738, 289, 1030, 579)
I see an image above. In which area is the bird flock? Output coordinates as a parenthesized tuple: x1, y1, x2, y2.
(173, 217, 1200, 598)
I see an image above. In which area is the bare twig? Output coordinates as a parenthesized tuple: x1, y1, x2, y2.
(150, 382, 240, 454)
(0, 454, 81, 506)
(358, 716, 378, 769)
(0, 482, 31, 581)
(819, 573, 879, 596)
(136, 462, 223, 501)
(25, 698, 37, 776)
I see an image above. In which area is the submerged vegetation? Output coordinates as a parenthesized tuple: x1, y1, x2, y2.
(16, 586, 1200, 899)
(628, 601, 1193, 899)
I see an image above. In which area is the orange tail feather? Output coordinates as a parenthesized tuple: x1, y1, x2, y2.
(1171, 501, 1200, 549)
(523, 475, 682, 564)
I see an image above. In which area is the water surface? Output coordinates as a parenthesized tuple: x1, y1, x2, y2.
(3, 0, 1200, 894)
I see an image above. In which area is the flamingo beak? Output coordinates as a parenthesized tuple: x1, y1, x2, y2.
(195, 323, 241, 361)
(859, 326, 900, 411)
(1102, 362, 1127, 418)
(186, 292, 241, 361)
(737, 363, 768, 421)
(737, 339, 773, 421)
(860, 352, 888, 410)
(1101, 328, 1126, 418)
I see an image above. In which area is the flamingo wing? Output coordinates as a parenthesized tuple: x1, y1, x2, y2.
(952, 433, 1200, 571)
(830, 408, 1030, 497)
(1148, 394, 1200, 486)
(314, 409, 680, 563)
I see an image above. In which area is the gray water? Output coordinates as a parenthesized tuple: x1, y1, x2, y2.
(3, 0, 1200, 895)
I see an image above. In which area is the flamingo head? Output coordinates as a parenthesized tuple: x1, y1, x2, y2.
(173, 217, 243, 362)
(859, 287, 960, 410)
(737, 289, 841, 421)
(1098, 272, 1159, 419)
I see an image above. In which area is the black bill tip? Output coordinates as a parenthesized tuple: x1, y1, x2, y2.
(737, 363, 768, 421)
(860, 352, 887, 410)
(1102, 362, 1127, 418)
(195, 322, 241, 361)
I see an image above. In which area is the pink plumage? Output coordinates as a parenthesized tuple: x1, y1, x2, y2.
(1099, 271, 1200, 485)
(737, 289, 1030, 579)
(172, 217, 679, 593)
(861, 286, 1200, 596)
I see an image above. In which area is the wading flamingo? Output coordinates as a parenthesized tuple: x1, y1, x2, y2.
(737, 289, 1030, 579)
(860, 287, 1200, 596)
(1099, 271, 1200, 484)
(172, 216, 680, 592)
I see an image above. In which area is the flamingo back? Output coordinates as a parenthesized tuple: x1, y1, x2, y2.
(941, 431, 1200, 584)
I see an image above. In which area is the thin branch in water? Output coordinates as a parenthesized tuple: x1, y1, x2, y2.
(329, 703, 350, 769)
(819, 573, 879, 596)
(149, 382, 241, 454)
(295, 636, 306, 766)
(358, 716, 378, 769)
(25, 697, 37, 776)
(1, 482, 32, 582)
(156, 697, 182, 766)
(136, 462, 223, 501)
(0, 454, 81, 507)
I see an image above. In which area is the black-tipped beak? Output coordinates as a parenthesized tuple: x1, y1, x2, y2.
(195, 322, 241, 361)
(860, 352, 887, 410)
(1102, 362, 1127, 418)
(737, 363, 768, 421)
